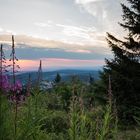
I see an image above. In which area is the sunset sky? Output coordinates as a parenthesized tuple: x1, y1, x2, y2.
(0, 0, 125, 71)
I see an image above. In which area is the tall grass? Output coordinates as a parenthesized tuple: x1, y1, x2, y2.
(68, 75, 118, 140)
(68, 95, 118, 140)
(0, 93, 13, 140)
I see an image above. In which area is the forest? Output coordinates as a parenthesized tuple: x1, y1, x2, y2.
(0, 0, 140, 140)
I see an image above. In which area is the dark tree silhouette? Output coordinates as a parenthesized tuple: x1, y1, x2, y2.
(54, 73, 61, 83)
(89, 74, 94, 85)
(99, 0, 140, 124)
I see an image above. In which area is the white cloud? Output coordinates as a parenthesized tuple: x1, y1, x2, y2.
(34, 21, 53, 28)
(56, 24, 96, 40)
(0, 27, 16, 35)
(55, 23, 107, 47)
(35, 22, 48, 27)
(76, 0, 102, 4)
(0, 27, 3, 32)
(34, 21, 107, 47)
(75, 0, 123, 37)
(76, 0, 106, 18)
(5, 30, 17, 35)
(75, 0, 103, 17)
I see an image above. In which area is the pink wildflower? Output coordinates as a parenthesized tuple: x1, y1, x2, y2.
(0, 75, 10, 92)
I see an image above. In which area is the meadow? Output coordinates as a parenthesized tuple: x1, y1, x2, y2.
(0, 36, 139, 140)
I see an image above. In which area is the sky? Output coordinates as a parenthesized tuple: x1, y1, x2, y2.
(0, 0, 125, 71)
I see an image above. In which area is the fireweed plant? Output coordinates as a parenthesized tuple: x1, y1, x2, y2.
(9, 35, 23, 140)
(68, 77, 118, 140)
(0, 38, 26, 140)
(0, 44, 11, 92)
(0, 44, 11, 140)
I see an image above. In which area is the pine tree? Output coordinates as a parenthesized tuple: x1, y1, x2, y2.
(100, 0, 140, 124)
(54, 73, 61, 83)
(89, 74, 94, 85)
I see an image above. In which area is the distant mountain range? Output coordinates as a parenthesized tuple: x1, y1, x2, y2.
(15, 69, 101, 84)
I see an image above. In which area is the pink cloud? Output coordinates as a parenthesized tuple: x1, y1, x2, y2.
(8, 58, 104, 71)
(65, 49, 92, 54)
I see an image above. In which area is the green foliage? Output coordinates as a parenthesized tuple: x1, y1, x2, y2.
(17, 96, 45, 140)
(41, 110, 68, 134)
(96, 105, 118, 140)
(68, 96, 118, 140)
(0, 93, 13, 140)
(68, 96, 92, 140)
(53, 82, 72, 110)
(1, 77, 139, 140)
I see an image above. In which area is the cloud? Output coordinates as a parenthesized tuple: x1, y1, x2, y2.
(34, 22, 49, 27)
(75, 0, 123, 36)
(34, 21, 53, 27)
(0, 27, 4, 32)
(0, 35, 112, 61)
(11, 58, 105, 71)
(33, 21, 106, 47)
(0, 34, 106, 50)
(5, 30, 17, 35)
(55, 23, 107, 47)
(56, 24, 96, 40)
(76, 0, 102, 4)
(75, 0, 104, 17)
(0, 34, 66, 47)
(1, 34, 111, 70)
(66, 49, 92, 54)
(0, 27, 17, 35)
(34, 21, 98, 43)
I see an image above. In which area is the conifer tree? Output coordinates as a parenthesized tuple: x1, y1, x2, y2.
(89, 74, 94, 85)
(54, 73, 61, 83)
(100, 0, 140, 124)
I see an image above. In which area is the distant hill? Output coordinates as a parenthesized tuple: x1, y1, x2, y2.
(15, 69, 100, 84)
